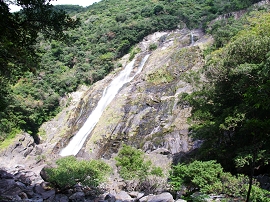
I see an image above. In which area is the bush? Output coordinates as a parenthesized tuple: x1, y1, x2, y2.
(115, 144, 163, 180)
(170, 160, 223, 194)
(149, 43, 158, 51)
(249, 185, 270, 202)
(115, 144, 164, 193)
(45, 156, 111, 189)
(169, 160, 270, 200)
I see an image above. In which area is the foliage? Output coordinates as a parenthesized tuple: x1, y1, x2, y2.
(0, 0, 265, 144)
(146, 66, 174, 85)
(181, 10, 270, 201)
(129, 47, 141, 60)
(149, 43, 158, 51)
(0, 0, 79, 84)
(115, 144, 163, 180)
(45, 156, 111, 189)
(249, 185, 270, 202)
(170, 160, 270, 200)
(0, 0, 79, 139)
(170, 160, 223, 194)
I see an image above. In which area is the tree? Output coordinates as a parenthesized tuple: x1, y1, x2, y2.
(0, 0, 79, 86)
(182, 12, 270, 201)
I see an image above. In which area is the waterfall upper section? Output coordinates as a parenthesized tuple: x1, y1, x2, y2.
(60, 54, 150, 156)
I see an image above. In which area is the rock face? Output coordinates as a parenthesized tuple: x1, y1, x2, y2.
(0, 168, 45, 201)
(50, 28, 210, 160)
(0, 133, 46, 174)
(0, 166, 182, 202)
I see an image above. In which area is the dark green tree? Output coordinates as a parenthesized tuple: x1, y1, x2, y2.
(182, 12, 270, 201)
(1, 0, 79, 83)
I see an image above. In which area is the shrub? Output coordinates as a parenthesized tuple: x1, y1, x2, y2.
(249, 184, 270, 202)
(149, 43, 158, 51)
(45, 156, 111, 189)
(115, 144, 164, 193)
(129, 47, 141, 60)
(115, 144, 163, 180)
(170, 160, 223, 194)
(169, 160, 270, 200)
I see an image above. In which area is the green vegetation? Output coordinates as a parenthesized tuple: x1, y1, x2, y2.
(115, 144, 163, 180)
(45, 156, 111, 189)
(0, 0, 261, 142)
(1, 0, 270, 198)
(170, 161, 270, 201)
(146, 66, 174, 85)
(181, 10, 270, 201)
(115, 144, 165, 193)
(0, 0, 79, 141)
(149, 43, 158, 51)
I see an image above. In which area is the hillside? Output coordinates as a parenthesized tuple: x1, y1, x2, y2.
(0, 0, 262, 140)
(0, 0, 270, 201)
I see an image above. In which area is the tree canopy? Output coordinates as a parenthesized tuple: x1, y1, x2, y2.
(182, 11, 270, 201)
(0, 0, 79, 139)
(0, 0, 79, 82)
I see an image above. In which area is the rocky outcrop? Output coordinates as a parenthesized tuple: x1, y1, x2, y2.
(0, 167, 45, 201)
(35, 28, 213, 167)
(0, 28, 213, 201)
(0, 133, 45, 174)
(0, 167, 179, 202)
(73, 28, 209, 160)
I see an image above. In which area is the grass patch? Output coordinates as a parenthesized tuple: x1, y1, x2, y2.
(146, 65, 174, 85)
(0, 129, 21, 150)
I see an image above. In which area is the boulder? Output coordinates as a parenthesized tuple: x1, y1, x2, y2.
(0, 169, 14, 179)
(115, 191, 133, 201)
(105, 193, 116, 202)
(40, 165, 52, 182)
(69, 191, 85, 201)
(148, 192, 174, 202)
(51, 194, 69, 202)
(128, 191, 144, 199)
(34, 184, 55, 199)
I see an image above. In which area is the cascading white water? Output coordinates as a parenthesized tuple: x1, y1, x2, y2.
(60, 54, 150, 156)
(190, 31, 194, 45)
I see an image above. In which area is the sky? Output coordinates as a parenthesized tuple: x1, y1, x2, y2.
(9, 0, 102, 12)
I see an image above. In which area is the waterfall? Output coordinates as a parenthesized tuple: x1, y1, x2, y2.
(60, 54, 150, 156)
(190, 31, 194, 45)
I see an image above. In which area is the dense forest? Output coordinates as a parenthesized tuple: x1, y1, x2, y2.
(1, 0, 270, 200)
(0, 0, 261, 140)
